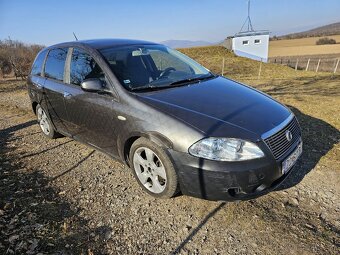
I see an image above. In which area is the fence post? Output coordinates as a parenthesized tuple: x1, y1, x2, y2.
(258, 59, 262, 80)
(334, 59, 339, 74)
(316, 59, 321, 72)
(295, 59, 299, 71)
(221, 57, 225, 76)
(305, 59, 310, 71)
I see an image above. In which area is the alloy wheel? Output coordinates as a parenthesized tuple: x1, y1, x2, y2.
(37, 107, 51, 135)
(133, 146, 167, 194)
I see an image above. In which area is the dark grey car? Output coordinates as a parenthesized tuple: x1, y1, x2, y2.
(27, 39, 302, 201)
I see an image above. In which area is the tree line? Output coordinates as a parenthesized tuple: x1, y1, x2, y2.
(0, 39, 44, 80)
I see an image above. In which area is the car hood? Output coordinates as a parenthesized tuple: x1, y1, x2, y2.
(135, 77, 291, 139)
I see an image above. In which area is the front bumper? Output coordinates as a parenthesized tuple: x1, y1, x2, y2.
(169, 141, 301, 201)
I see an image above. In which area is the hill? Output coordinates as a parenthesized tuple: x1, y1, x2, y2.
(277, 22, 340, 40)
(178, 46, 316, 79)
(160, 40, 212, 48)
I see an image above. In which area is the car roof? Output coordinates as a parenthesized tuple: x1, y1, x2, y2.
(48, 38, 159, 50)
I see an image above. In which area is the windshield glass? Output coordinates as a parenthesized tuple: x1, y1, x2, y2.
(99, 45, 211, 91)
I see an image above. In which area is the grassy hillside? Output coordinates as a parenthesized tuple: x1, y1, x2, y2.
(278, 22, 340, 39)
(178, 46, 317, 80)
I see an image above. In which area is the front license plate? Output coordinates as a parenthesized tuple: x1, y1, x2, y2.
(282, 142, 302, 174)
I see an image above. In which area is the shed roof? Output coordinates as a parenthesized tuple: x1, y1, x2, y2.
(234, 30, 270, 38)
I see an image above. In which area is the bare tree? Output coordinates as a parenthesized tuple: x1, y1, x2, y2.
(0, 39, 44, 80)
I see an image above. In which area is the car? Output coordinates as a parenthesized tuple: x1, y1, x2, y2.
(27, 39, 302, 201)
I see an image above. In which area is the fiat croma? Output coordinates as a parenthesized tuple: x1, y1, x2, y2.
(27, 39, 302, 201)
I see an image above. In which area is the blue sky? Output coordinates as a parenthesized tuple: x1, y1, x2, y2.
(0, 0, 339, 45)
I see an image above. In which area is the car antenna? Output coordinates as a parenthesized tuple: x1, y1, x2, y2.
(73, 32, 78, 41)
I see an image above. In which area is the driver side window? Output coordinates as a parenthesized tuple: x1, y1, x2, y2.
(70, 48, 105, 86)
(149, 50, 191, 73)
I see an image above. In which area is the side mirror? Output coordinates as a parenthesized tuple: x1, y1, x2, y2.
(81, 78, 103, 92)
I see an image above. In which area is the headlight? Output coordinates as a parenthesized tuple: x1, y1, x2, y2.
(188, 138, 264, 161)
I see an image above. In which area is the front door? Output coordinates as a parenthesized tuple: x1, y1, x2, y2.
(63, 47, 119, 156)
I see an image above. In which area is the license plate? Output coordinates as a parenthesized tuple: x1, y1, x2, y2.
(282, 142, 302, 174)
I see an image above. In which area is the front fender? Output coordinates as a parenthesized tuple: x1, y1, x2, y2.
(118, 130, 174, 165)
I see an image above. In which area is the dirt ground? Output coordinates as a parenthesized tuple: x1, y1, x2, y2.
(0, 76, 339, 255)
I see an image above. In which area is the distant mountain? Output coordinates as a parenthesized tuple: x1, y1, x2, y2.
(277, 22, 340, 39)
(160, 40, 213, 48)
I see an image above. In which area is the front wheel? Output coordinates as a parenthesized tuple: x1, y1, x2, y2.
(129, 138, 179, 198)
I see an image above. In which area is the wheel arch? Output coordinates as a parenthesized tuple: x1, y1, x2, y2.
(32, 101, 38, 115)
(122, 131, 173, 166)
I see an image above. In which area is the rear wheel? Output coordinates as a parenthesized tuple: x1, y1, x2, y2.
(36, 104, 60, 139)
(130, 138, 179, 198)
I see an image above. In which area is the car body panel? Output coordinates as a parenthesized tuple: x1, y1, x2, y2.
(61, 83, 121, 156)
(43, 78, 70, 132)
(135, 77, 291, 139)
(28, 75, 46, 107)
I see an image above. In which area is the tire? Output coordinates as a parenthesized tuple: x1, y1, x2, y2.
(36, 104, 60, 139)
(129, 137, 180, 198)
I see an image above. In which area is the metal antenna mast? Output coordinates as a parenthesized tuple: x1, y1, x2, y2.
(240, 0, 254, 32)
(73, 32, 78, 41)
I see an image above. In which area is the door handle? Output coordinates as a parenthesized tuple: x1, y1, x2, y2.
(63, 92, 73, 99)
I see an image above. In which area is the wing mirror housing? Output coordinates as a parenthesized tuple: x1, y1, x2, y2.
(81, 78, 103, 92)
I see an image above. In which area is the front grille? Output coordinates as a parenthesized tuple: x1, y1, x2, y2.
(264, 117, 301, 159)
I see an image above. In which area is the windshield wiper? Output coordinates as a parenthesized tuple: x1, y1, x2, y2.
(130, 73, 217, 92)
(129, 84, 159, 91)
(169, 73, 217, 86)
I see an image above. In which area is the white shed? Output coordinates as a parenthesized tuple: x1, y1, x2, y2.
(222, 0, 270, 62)
(232, 31, 270, 62)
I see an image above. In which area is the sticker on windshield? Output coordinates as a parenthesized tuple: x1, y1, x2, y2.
(123, 79, 131, 84)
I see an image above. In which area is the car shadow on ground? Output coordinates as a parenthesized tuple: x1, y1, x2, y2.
(277, 105, 340, 190)
(0, 120, 111, 254)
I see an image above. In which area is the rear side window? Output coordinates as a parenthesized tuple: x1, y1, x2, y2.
(70, 48, 105, 85)
(31, 50, 47, 76)
(44, 48, 68, 81)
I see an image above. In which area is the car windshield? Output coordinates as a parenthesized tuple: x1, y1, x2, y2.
(99, 45, 212, 91)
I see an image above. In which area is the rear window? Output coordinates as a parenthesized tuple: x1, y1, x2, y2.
(44, 48, 68, 81)
(31, 50, 47, 76)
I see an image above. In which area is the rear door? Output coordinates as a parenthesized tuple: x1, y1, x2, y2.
(43, 48, 70, 134)
(63, 47, 119, 156)
(28, 49, 48, 105)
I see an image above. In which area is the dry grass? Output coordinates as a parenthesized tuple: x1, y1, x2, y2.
(269, 35, 340, 57)
(251, 75, 340, 169)
(178, 46, 323, 80)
